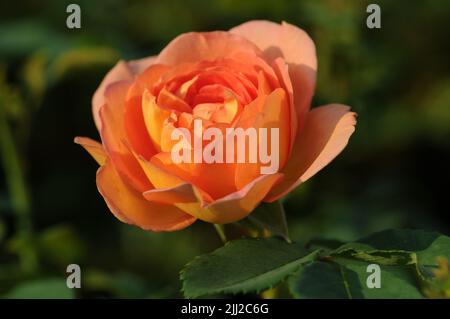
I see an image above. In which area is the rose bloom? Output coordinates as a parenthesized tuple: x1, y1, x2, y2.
(75, 20, 356, 231)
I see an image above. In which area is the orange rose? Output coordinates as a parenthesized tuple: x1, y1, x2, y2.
(75, 20, 356, 231)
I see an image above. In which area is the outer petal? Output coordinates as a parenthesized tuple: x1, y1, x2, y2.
(100, 81, 152, 192)
(136, 155, 213, 204)
(96, 159, 196, 231)
(151, 152, 237, 200)
(74, 137, 107, 165)
(157, 31, 261, 66)
(230, 20, 317, 129)
(272, 58, 297, 155)
(143, 183, 198, 204)
(176, 173, 283, 224)
(265, 104, 357, 202)
(92, 56, 156, 131)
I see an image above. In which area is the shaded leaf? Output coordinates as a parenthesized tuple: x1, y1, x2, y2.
(288, 261, 362, 299)
(340, 229, 450, 266)
(289, 229, 450, 299)
(306, 238, 345, 252)
(289, 259, 423, 299)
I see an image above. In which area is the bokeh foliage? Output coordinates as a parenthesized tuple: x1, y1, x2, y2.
(0, 0, 449, 298)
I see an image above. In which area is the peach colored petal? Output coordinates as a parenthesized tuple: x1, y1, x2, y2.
(210, 98, 240, 124)
(136, 153, 185, 189)
(157, 88, 191, 113)
(176, 173, 283, 224)
(127, 56, 157, 74)
(160, 121, 180, 153)
(192, 103, 221, 121)
(230, 20, 317, 129)
(265, 104, 357, 202)
(234, 93, 267, 128)
(272, 58, 297, 155)
(188, 70, 252, 105)
(136, 155, 214, 204)
(178, 112, 194, 128)
(92, 56, 156, 131)
(157, 31, 261, 66)
(74, 137, 107, 166)
(124, 64, 170, 160)
(257, 71, 272, 95)
(151, 152, 236, 200)
(142, 90, 171, 152)
(123, 96, 158, 160)
(99, 81, 152, 192)
(143, 183, 198, 204)
(97, 159, 196, 231)
(234, 88, 290, 189)
(126, 64, 171, 100)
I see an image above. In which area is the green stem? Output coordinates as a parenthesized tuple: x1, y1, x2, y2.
(0, 104, 38, 275)
(275, 201, 291, 243)
(213, 224, 227, 244)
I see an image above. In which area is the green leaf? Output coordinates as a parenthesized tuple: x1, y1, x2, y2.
(181, 237, 320, 298)
(4, 278, 75, 299)
(288, 261, 362, 298)
(330, 229, 450, 278)
(356, 229, 450, 265)
(306, 238, 346, 252)
(246, 201, 290, 242)
(289, 259, 423, 299)
(333, 247, 417, 266)
(289, 229, 450, 299)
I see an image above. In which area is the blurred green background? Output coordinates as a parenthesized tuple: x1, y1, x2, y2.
(1, 0, 449, 298)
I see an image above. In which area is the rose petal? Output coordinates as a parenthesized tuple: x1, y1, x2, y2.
(74, 137, 107, 165)
(136, 154, 185, 189)
(142, 90, 171, 152)
(97, 159, 196, 231)
(272, 58, 297, 155)
(176, 173, 283, 224)
(230, 20, 317, 129)
(143, 183, 198, 204)
(124, 64, 170, 160)
(151, 152, 236, 200)
(157, 31, 261, 65)
(92, 56, 156, 131)
(100, 81, 152, 192)
(127, 56, 157, 74)
(234, 88, 290, 189)
(136, 155, 213, 204)
(265, 104, 357, 202)
(157, 88, 191, 113)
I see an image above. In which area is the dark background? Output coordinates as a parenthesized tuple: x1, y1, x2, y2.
(0, 0, 449, 298)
